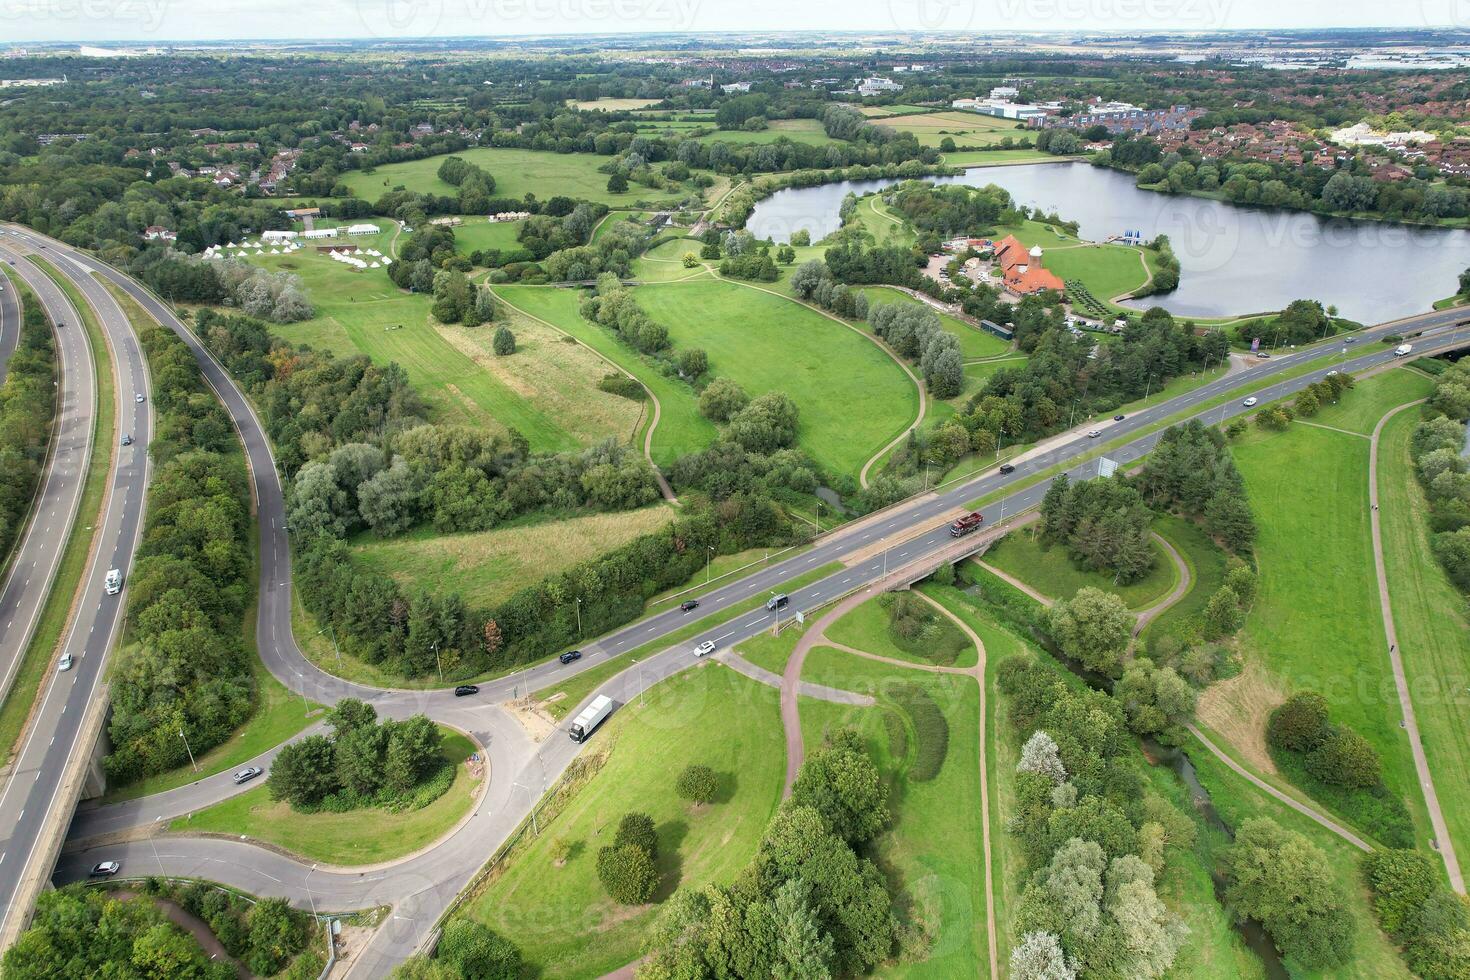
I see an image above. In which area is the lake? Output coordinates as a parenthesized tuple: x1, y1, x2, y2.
(745, 161, 1470, 323)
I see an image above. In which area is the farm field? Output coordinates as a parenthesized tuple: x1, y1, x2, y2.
(856, 285, 1010, 359)
(460, 666, 786, 977)
(491, 284, 717, 463)
(797, 645, 988, 978)
(348, 504, 674, 607)
(635, 277, 920, 477)
(568, 97, 663, 110)
(1374, 393, 1470, 863)
(169, 729, 480, 866)
(981, 523, 1179, 610)
(252, 248, 623, 452)
(338, 147, 705, 206)
(1209, 369, 1434, 843)
(873, 109, 1031, 147)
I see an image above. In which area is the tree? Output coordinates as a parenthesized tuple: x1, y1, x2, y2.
(791, 729, 890, 844)
(358, 458, 421, 537)
(1222, 817, 1353, 967)
(437, 921, 520, 980)
(1010, 931, 1075, 980)
(772, 879, 835, 980)
(698, 377, 750, 422)
(1018, 730, 1067, 784)
(677, 348, 708, 380)
(1201, 585, 1243, 638)
(1305, 727, 1381, 788)
(1048, 588, 1133, 675)
(614, 812, 658, 857)
(245, 898, 307, 976)
(492, 326, 516, 356)
(1267, 692, 1329, 752)
(607, 173, 629, 193)
(726, 392, 800, 454)
(268, 734, 339, 807)
(676, 764, 718, 804)
(597, 843, 659, 904)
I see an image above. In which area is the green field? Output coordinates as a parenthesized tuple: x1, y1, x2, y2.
(873, 110, 1031, 148)
(797, 646, 988, 977)
(348, 504, 674, 607)
(696, 118, 836, 146)
(1043, 243, 1155, 300)
(825, 592, 978, 669)
(338, 147, 706, 207)
(1142, 514, 1230, 644)
(461, 666, 785, 976)
(636, 278, 919, 476)
(1224, 369, 1435, 844)
(491, 284, 716, 463)
(449, 217, 523, 255)
(251, 248, 636, 452)
(937, 149, 1060, 168)
(855, 285, 1010, 360)
(981, 524, 1179, 610)
(631, 236, 706, 283)
(1375, 397, 1470, 864)
(853, 194, 918, 249)
(169, 728, 479, 866)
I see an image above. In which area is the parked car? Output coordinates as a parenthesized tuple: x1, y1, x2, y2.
(1087, 429, 1101, 439)
(58, 653, 73, 672)
(232, 766, 262, 784)
(89, 861, 120, 877)
(120, 434, 133, 447)
(680, 599, 700, 612)
(453, 684, 479, 697)
(1242, 397, 1258, 407)
(998, 463, 1015, 475)
(559, 650, 582, 665)
(693, 640, 716, 657)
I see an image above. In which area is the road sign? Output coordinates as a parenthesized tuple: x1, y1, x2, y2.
(1098, 457, 1118, 478)
(796, 610, 805, 625)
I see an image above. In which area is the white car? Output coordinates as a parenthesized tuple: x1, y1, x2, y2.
(135, 392, 145, 403)
(693, 640, 716, 658)
(1087, 429, 1101, 439)
(1242, 397, 1258, 407)
(58, 653, 73, 672)
(89, 861, 120, 877)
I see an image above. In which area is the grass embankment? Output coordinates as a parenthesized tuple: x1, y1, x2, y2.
(460, 666, 785, 977)
(534, 561, 845, 719)
(1141, 515, 1228, 642)
(1205, 369, 1436, 846)
(169, 728, 479, 866)
(492, 284, 716, 464)
(338, 147, 710, 206)
(825, 592, 977, 668)
(981, 524, 1178, 610)
(635, 278, 918, 478)
(348, 504, 675, 606)
(250, 246, 632, 453)
(0, 260, 113, 761)
(1375, 400, 1470, 863)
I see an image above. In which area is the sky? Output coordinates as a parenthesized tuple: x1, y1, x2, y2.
(5, 0, 1470, 44)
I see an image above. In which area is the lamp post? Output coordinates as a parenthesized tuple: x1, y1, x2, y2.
(706, 546, 714, 584)
(178, 729, 197, 772)
(575, 597, 582, 636)
(305, 865, 319, 919)
(316, 624, 341, 665)
(150, 817, 167, 881)
(433, 641, 443, 683)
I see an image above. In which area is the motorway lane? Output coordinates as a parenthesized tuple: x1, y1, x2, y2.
(0, 263, 19, 384)
(0, 242, 152, 937)
(0, 254, 95, 721)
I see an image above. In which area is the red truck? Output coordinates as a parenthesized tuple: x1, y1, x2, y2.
(949, 511, 985, 537)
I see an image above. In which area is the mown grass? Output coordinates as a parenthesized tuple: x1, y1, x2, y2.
(981, 524, 1178, 610)
(696, 119, 836, 146)
(338, 147, 708, 207)
(461, 666, 785, 977)
(825, 592, 977, 668)
(1043, 242, 1154, 299)
(1375, 401, 1470, 865)
(1142, 514, 1230, 643)
(347, 504, 675, 607)
(169, 728, 479, 866)
(0, 260, 114, 762)
(937, 148, 1065, 168)
(450, 217, 523, 256)
(874, 111, 1030, 147)
(636, 278, 918, 477)
(492, 284, 716, 464)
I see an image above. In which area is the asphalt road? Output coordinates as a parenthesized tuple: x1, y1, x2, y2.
(0, 237, 153, 941)
(0, 255, 95, 723)
(14, 222, 1470, 975)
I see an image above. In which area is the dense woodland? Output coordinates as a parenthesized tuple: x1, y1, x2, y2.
(0, 284, 57, 564)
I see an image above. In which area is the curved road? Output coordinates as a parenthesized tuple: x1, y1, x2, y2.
(9, 223, 1470, 973)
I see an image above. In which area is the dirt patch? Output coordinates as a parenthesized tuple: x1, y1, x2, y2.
(1196, 656, 1285, 775)
(506, 698, 558, 742)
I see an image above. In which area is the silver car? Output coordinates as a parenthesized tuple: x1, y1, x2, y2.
(232, 766, 262, 784)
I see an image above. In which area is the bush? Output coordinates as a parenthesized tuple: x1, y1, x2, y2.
(675, 764, 718, 804)
(596, 843, 659, 904)
(1305, 727, 1381, 789)
(1267, 692, 1329, 752)
(437, 920, 521, 979)
(246, 898, 310, 976)
(1222, 817, 1353, 968)
(614, 811, 658, 857)
(893, 684, 949, 781)
(492, 325, 516, 355)
(596, 372, 645, 401)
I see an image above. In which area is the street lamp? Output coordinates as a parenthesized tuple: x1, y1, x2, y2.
(316, 624, 341, 665)
(178, 729, 197, 772)
(150, 816, 167, 881)
(575, 597, 582, 636)
(305, 865, 319, 919)
(433, 641, 443, 683)
(706, 546, 715, 584)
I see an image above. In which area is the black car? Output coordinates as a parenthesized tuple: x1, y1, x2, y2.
(680, 599, 700, 612)
(1113, 414, 1126, 421)
(559, 650, 582, 665)
(998, 463, 1015, 475)
(454, 684, 479, 697)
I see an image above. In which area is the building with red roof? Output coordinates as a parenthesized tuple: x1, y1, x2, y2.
(993, 235, 1064, 296)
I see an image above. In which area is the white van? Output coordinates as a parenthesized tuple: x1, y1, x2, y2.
(1394, 344, 1413, 357)
(104, 569, 121, 595)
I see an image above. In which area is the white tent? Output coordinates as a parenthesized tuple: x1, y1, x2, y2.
(269, 248, 280, 255)
(381, 257, 393, 266)
(369, 261, 381, 268)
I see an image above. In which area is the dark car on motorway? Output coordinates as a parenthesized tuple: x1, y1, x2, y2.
(998, 463, 1015, 474)
(454, 684, 479, 697)
(680, 599, 700, 612)
(1113, 414, 1126, 421)
(559, 650, 582, 665)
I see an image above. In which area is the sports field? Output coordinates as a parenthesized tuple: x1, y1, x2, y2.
(461, 666, 786, 977)
(636, 277, 920, 477)
(338, 147, 706, 206)
(1042, 243, 1155, 299)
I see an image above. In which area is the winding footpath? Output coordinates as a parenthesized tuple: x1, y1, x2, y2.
(1368, 398, 1464, 892)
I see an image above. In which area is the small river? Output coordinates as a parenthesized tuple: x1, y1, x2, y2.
(745, 161, 1470, 323)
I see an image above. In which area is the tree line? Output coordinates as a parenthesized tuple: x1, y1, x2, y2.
(1407, 359, 1470, 591)
(105, 316, 254, 785)
(0, 286, 56, 564)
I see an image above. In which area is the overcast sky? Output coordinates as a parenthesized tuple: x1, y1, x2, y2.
(6, 0, 1470, 44)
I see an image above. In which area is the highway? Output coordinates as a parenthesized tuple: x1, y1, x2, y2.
(8, 222, 1470, 975)
(0, 236, 152, 946)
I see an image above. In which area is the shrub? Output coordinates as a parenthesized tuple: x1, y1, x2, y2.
(614, 811, 658, 857)
(1267, 692, 1329, 752)
(437, 920, 521, 979)
(1305, 727, 1381, 789)
(893, 684, 949, 781)
(675, 764, 718, 804)
(597, 373, 645, 401)
(596, 843, 659, 904)
(246, 898, 310, 976)
(492, 325, 516, 355)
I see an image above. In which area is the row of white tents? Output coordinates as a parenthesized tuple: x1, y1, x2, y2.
(328, 248, 391, 270)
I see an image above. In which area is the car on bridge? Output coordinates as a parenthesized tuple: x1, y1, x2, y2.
(766, 594, 789, 612)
